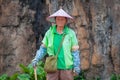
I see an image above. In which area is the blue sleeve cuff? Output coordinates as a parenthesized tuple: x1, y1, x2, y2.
(33, 46, 47, 62)
(72, 50, 80, 74)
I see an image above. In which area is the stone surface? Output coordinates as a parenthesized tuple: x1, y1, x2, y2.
(79, 39, 89, 50)
(0, 0, 36, 75)
(0, 0, 120, 79)
(77, 27, 88, 39)
(81, 58, 90, 70)
(0, 1, 20, 26)
(91, 53, 103, 66)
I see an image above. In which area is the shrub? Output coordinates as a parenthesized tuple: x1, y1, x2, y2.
(74, 71, 85, 80)
(0, 61, 46, 80)
(110, 74, 120, 80)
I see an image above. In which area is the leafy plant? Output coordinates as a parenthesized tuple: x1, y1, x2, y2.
(110, 74, 117, 80)
(92, 76, 101, 80)
(110, 74, 120, 80)
(19, 61, 46, 80)
(0, 74, 9, 80)
(2, 62, 120, 80)
(74, 71, 85, 80)
(9, 73, 18, 80)
(17, 74, 30, 80)
(0, 61, 46, 80)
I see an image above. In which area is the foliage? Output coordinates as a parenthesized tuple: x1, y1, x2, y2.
(91, 76, 101, 80)
(110, 74, 120, 80)
(0, 74, 9, 80)
(1, 62, 120, 80)
(74, 71, 85, 80)
(17, 74, 30, 80)
(9, 73, 18, 80)
(0, 61, 46, 80)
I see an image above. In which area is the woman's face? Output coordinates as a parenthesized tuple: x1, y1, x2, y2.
(55, 16, 67, 27)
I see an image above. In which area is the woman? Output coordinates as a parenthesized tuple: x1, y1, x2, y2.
(32, 8, 80, 80)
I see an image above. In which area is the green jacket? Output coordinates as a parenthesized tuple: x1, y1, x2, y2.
(42, 25, 78, 69)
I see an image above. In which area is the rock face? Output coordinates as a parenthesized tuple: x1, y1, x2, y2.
(0, 0, 120, 79)
(0, 0, 36, 75)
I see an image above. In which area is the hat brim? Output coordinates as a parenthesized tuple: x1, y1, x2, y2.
(46, 16, 74, 23)
(46, 9, 74, 23)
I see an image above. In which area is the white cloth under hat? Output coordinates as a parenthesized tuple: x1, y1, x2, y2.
(47, 9, 73, 23)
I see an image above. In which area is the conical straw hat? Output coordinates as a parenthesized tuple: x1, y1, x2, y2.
(47, 9, 74, 23)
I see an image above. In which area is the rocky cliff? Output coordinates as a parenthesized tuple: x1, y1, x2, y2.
(0, 0, 120, 80)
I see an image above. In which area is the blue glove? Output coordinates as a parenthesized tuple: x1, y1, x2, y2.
(32, 46, 47, 67)
(32, 60, 38, 67)
(72, 50, 80, 75)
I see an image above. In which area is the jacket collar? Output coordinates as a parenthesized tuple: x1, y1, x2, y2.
(52, 25, 68, 34)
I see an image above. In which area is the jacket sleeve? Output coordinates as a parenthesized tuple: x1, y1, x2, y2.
(72, 50, 80, 74)
(33, 46, 47, 62)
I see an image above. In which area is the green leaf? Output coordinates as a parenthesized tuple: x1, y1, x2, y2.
(19, 64, 29, 73)
(28, 62, 46, 80)
(37, 61, 44, 67)
(110, 74, 117, 80)
(116, 74, 120, 80)
(74, 70, 85, 80)
(9, 73, 18, 80)
(17, 74, 30, 80)
(0, 74, 9, 80)
(27, 64, 34, 76)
